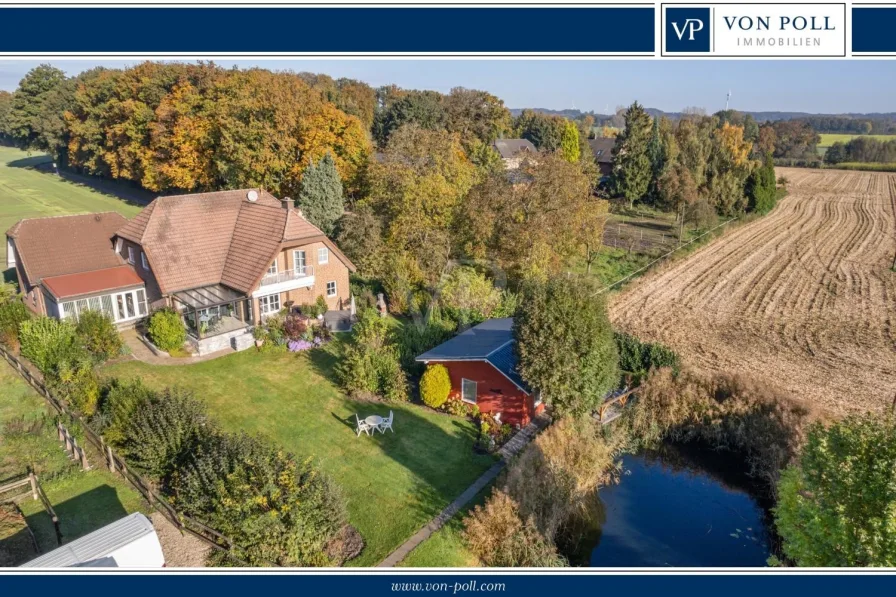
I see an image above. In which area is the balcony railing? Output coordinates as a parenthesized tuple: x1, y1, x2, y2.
(259, 266, 314, 287)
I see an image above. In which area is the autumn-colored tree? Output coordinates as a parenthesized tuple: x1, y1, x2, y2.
(443, 87, 511, 146)
(577, 198, 611, 275)
(459, 153, 593, 284)
(372, 90, 446, 147)
(364, 125, 477, 306)
(757, 124, 777, 156)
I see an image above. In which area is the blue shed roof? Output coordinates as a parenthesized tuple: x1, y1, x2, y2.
(416, 318, 531, 395)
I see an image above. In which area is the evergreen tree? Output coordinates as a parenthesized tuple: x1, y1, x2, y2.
(746, 152, 777, 214)
(297, 153, 345, 235)
(559, 121, 580, 163)
(611, 102, 653, 209)
(514, 275, 619, 418)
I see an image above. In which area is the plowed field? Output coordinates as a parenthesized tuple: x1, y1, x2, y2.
(611, 168, 896, 415)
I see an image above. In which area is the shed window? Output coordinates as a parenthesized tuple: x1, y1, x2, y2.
(461, 378, 478, 404)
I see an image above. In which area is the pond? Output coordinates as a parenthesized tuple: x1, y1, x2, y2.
(589, 443, 773, 567)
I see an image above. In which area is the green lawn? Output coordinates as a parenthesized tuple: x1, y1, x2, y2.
(0, 145, 146, 265)
(817, 133, 896, 156)
(0, 359, 147, 562)
(102, 338, 496, 566)
(398, 480, 494, 568)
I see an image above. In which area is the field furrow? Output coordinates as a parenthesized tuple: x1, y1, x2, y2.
(610, 168, 896, 416)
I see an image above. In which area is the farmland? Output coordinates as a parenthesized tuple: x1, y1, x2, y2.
(0, 146, 147, 265)
(610, 168, 896, 416)
(817, 133, 896, 156)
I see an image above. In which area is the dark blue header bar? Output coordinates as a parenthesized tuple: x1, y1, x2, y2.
(853, 7, 896, 53)
(0, 7, 655, 54)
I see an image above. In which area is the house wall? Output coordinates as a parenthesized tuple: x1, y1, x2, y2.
(426, 360, 542, 427)
(252, 240, 351, 322)
(117, 238, 164, 305)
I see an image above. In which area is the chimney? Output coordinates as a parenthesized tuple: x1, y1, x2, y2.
(281, 197, 294, 210)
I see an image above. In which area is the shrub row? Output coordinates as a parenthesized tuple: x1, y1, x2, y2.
(94, 378, 355, 566)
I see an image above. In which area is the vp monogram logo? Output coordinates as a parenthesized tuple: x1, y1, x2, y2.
(665, 7, 711, 52)
(671, 18, 704, 41)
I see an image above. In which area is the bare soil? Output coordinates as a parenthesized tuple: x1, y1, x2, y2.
(611, 168, 896, 416)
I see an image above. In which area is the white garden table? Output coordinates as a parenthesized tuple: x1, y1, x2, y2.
(364, 415, 384, 430)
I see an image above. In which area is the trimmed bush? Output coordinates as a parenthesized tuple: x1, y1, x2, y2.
(48, 357, 101, 416)
(18, 316, 79, 374)
(120, 387, 211, 480)
(172, 432, 348, 567)
(419, 364, 451, 409)
(75, 310, 123, 362)
(146, 308, 186, 352)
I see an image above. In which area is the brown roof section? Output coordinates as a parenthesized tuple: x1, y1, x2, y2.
(588, 137, 616, 163)
(43, 265, 144, 300)
(118, 189, 354, 295)
(6, 213, 127, 286)
(220, 203, 287, 293)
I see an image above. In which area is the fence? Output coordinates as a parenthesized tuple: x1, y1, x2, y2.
(0, 472, 62, 548)
(0, 344, 250, 565)
(597, 216, 739, 294)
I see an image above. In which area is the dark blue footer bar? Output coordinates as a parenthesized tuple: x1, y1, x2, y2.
(2, 574, 896, 596)
(0, 7, 655, 54)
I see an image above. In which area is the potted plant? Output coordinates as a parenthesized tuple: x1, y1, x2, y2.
(252, 325, 267, 348)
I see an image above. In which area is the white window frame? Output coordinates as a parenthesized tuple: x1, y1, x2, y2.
(461, 378, 478, 404)
(293, 250, 306, 274)
(127, 246, 135, 265)
(318, 247, 329, 265)
(141, 251, 149, 270)
(326, 281, 337, 297)
(258, 293, 281, 317)
(267, 260, 278, 275)
(60, 288, 145, 323)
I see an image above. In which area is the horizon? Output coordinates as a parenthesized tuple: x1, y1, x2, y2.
(1, 59, 895, 116)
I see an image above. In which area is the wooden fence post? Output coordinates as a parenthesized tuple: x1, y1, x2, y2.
(78, 446, 89, 471)
(63, 429, 72, 454)
(57, 421, 64, 442)
(29, 472, 38, 500)
(107, 445, 116, 473)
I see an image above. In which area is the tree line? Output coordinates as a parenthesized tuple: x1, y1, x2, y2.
(825, 136, 896, 164)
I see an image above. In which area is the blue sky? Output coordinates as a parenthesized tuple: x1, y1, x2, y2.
(1, 59, 894, 114)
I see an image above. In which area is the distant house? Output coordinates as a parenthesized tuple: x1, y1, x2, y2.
(588, 137, 616, 177)
(416, 318, 543, 427)
(7, 189, 356, 355)
(493, 138, 537, 169)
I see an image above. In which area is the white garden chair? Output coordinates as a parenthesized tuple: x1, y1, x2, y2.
(378, 411, 394, 434)
(355, 414, 372, 437)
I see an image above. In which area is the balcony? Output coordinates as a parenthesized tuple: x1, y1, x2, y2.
(252, 266, 315, 297)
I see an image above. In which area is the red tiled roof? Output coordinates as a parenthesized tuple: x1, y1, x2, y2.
(42, 265, 144, 300)
(6, 213, 127, 286)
